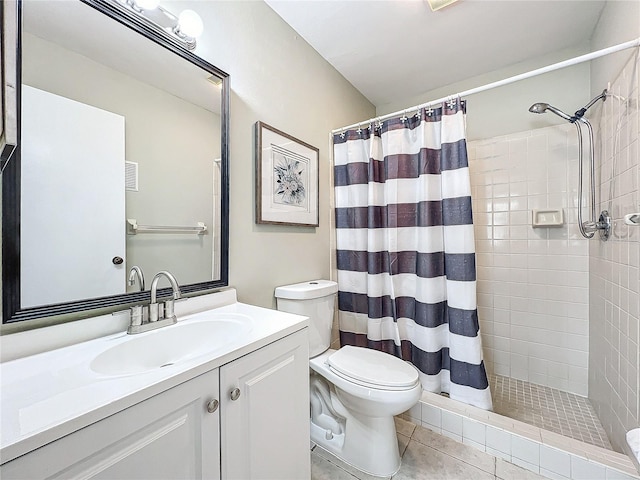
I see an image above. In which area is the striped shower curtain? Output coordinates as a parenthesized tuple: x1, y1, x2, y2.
(333, 100, 492, 410)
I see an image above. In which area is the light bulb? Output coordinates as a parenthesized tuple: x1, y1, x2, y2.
(177, 9, 204, 38)
(135, 0, 160, 10)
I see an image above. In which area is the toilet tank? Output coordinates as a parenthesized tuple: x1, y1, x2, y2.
(275, 280, 338, 358)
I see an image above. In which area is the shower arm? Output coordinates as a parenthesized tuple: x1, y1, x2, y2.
(574, 89, 608, 120)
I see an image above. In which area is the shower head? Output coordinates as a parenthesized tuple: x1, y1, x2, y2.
(528, 103, 574, 122)
(528, 103, 548, 114)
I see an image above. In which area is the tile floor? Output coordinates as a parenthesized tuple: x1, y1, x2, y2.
(489, 374, 613, 450)
(311, 417, 546, 480)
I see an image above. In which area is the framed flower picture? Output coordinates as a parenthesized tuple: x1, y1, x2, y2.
(255, 122, 319, 226)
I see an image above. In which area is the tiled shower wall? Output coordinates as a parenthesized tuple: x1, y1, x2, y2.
(467, 124, 591, 396)
(589, 51, 640, 453)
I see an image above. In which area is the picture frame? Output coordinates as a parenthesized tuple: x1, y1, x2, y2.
(255, 121, 319, 226)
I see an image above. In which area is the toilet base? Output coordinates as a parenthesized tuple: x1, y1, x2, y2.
(311, 413, 401, 477)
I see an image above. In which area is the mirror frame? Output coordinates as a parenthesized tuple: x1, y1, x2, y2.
(0, 0, 19, 171)
(1, 0, 230, 324)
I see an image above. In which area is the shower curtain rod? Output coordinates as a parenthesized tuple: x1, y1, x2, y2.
(331, 37, 640, 133)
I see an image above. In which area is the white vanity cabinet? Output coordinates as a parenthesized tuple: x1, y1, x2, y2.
(221, 328, 310, 479)
(1, 368, 222, 480)
(1, 329, 309, 480)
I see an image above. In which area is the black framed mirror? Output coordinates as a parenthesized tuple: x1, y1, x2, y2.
(2, 0, 229, 325)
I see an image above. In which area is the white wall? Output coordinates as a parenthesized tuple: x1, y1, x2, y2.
(183, 0, 375, 308)
(588, 0, 640, 453)
(468, 124, 591, 396)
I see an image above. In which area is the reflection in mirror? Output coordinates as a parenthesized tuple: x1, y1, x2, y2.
(2, 0, 229, 323)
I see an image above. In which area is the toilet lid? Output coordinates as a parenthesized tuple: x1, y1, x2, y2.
(327, 346, 419, 389)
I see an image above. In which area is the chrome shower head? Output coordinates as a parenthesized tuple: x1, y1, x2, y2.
(528, 103, 549, 114)
(528, 102, 574, 122)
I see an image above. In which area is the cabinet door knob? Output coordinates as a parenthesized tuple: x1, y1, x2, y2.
(206, 399, 219, 413)
(230, 387, 241, 401)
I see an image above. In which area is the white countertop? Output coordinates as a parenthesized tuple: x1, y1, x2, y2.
(0, 298, 308, 464)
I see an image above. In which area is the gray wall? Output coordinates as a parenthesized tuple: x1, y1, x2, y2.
(377, 45, 592, 141)
(590, 0, 640, 98)
(22, 33, 220, 289)
(183, 0, 375, 308)
(22, 0, 378, 310)
(0, 0, 373, 335)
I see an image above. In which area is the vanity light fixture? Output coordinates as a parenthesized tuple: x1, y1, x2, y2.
(426, 0, 459, 11)
(110, 0, 204, 50)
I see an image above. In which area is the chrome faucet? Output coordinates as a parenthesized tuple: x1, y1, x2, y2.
(149, 271, 182, 323)
(127, 265, 145, 291)
(127, 270, 182, 335)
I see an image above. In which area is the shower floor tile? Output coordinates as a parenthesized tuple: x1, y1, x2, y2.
(489, 374, 613, 450)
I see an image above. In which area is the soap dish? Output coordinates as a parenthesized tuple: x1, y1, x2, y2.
(532, 209, 564, 228)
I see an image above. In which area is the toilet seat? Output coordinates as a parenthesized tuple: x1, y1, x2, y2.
(327, 346, 420, 391)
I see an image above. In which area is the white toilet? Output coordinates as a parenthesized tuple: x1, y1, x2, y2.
(275, 280, 422, 477)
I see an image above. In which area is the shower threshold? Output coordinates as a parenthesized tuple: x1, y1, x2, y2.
(405, 386, 639, 479)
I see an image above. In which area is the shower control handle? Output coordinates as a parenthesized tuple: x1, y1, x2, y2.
(581, 221, 598, 233)
(230, 387, 241, 401)
(582, 210, 612, 238)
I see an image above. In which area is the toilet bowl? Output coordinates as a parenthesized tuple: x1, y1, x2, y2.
(310, 347, 422, 476)
(275, 280, 422, 477)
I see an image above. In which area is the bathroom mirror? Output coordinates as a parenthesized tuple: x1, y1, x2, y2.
(1, 0, 229, 324)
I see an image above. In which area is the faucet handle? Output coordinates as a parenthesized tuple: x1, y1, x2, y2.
(130, 305, 144, 326)
(164, 299, 176, 321)
(149, 302, 160, 322)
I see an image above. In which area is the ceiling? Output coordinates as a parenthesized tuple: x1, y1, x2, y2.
(265, 0, 607, 109)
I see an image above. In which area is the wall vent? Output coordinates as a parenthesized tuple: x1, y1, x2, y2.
(125, 161, 138, 191)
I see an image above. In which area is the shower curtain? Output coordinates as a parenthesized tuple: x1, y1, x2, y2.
(333, 100, 492, 410)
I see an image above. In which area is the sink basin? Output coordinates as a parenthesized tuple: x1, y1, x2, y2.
(90, 313, 253, 376)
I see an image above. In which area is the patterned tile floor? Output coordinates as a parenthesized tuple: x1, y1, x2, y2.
(489, 374, 613, 450)
(311, 417, 546, 480)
